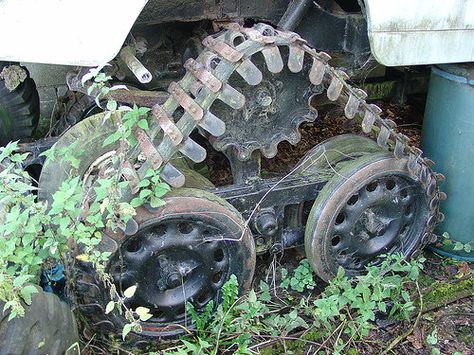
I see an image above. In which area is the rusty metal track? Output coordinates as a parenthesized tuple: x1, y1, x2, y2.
(117, 22, 445, 251)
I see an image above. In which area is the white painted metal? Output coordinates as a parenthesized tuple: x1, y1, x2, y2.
(365, 0, 474, 66)
(0, 0, 148, 66)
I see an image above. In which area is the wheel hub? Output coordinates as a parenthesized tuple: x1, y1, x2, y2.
(110, 218, 231, 326)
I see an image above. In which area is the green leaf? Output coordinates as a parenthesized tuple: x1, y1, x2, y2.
(106, 100, 117, 111)
(149, 197, 166, 209)
(105, 301, 115, 314)
(139, 189, 152, 199)
(137, 119, 149, 131)
(124, 285, 137, 298)
(13, 275, 31, 287)
(20, 285, 38, 305)
(453, 242, 464, 251)
(130, 197, 143, 208)
(122, 323, 133, 340)
(136, 306, 152, 321)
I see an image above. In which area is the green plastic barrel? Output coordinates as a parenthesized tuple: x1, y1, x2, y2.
(421, 63, 474, 261)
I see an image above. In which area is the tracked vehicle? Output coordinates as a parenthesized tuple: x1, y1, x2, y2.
(0, 0, 472, 347)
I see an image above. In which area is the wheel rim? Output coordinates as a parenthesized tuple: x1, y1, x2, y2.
(329, 174, 423, 271)
(305, 153, 430, 280)
(109, 216, 237, 335)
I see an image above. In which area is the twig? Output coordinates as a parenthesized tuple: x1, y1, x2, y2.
(380, 280, 423, 355)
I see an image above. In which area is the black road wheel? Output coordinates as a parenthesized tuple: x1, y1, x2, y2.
(0, 287, 79, 355)
(305, 152, 430, 281)
(0, 62, 40, 146)
(75, 188, 255, 342)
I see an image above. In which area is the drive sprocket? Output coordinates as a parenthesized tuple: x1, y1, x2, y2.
(210, 26, 318, 160)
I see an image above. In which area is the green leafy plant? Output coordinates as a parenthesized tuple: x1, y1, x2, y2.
(441, 232, 473, 253)
(0, 68, 170, 343)
(280, 259, 317, 292)
(164, 254, 426, 355)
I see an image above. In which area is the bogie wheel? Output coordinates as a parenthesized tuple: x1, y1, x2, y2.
(305, 152, 430, 281)
(295, 134, 383, 176)
(78, 188, 255, 341)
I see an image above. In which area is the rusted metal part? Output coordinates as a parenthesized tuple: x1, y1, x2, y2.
(202, 36, 243, 62)
(184, 58, 222, 93)
(124, 21, 443, 254)
(152, 104, 183, 146)
(119, 46, 152, 84)
(133, 128, 163, 169)
(120, 160, 140, 193)
(108, 89, 168, 107)
(168, 82, 204, 121)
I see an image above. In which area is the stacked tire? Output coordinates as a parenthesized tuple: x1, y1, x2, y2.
(0, 62, 40, 146)
(0, 287, 79, 355)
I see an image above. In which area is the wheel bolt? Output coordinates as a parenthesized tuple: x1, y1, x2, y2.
(256, 92, 272, 107)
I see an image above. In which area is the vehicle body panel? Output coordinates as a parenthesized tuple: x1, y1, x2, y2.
(0, 0, 148, 66)
(365, 0, 474, 66)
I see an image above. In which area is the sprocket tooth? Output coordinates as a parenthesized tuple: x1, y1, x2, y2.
(262, 45, 284, 74)
(237, 147, 253, 161)
(236, 58, 263, 86)
(178, 138, 207, 163)
(261, 144, 278, 159)
(288, 130, 302, 145)
(161, 163, 185, 187)
(327, 70, 349, 101)
(288, 45, 305, 73)
(200, 111, 226, 137)
(309, 58, 326, 85)
(218, 83, 246, 109)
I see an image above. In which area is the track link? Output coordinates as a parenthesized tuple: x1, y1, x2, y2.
(122, 22, 444, 252)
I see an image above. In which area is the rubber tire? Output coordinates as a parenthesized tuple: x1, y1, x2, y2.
(0, 287, 79, 355)
(0, 62, 40, 146)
